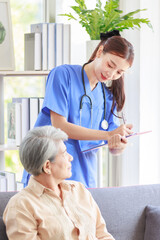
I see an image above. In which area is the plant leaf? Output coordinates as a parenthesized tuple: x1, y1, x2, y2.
(59, 0, 153, 40)
(122, 8, 147, 20)
(59, 13, 77, 21)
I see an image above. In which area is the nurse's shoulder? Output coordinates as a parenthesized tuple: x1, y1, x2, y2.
(46, 65, 71, 87)
(49, 64, 81, 76)
(47, 64, 82, 86)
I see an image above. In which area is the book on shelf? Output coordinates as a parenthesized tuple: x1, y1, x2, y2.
(24, 32, 42, 71)
(12, 98, 30, 139)
(24, 22, 71, 70)
(0, 173, 7, 192)
(63, 24, 71, 65)
(7, 102, 22, 146)
(7, 97, 43, 145)
(31, 23, 48, 71)
(30, 97, 39, 129)
(0, 171, 24, 192)
(55, 23, 63, 67)
(38, 97, 44, 113)
(48, 23, 56, 70)
(16, 181, 24, 192)
(0, 171, 16, 191)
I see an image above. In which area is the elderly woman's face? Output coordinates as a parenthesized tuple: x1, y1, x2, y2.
(51, 140, 73, 181)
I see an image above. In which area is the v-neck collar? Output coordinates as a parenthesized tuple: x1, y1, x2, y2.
(82, 67, 103, 106)
(83, 66, 100, 94)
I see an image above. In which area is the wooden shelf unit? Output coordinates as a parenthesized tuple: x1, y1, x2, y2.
(0, 71, 49, 170)
(0, 71, 49, 77)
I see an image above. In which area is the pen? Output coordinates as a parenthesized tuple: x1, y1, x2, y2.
(122, 112, 126, 124)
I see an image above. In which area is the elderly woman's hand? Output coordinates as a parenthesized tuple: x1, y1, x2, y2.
(108, 134, 128, 155)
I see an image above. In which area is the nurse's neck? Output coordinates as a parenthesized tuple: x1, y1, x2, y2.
(84, 62, 99, 91)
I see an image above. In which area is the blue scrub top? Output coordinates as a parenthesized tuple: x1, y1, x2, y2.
(22, 64, 119, 188)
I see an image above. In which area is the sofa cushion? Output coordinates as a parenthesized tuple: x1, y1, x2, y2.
(144, 205, 160, 240)
(89, 184, 160, 240)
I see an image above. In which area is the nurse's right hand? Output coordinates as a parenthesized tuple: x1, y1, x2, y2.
(108, 124, 133, 138)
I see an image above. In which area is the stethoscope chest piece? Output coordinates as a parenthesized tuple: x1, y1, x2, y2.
(101, 119, 108, 130)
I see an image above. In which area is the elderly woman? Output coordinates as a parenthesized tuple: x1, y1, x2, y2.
(3, 126, 125, 240)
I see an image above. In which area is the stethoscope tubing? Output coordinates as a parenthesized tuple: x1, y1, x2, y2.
(80, 63, 107, 129)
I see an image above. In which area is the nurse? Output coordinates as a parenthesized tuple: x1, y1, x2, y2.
(22, 30, 134, 188)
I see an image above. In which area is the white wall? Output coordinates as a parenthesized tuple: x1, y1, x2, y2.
(120, 0, 160, 185)
(139, 0, 160, 184)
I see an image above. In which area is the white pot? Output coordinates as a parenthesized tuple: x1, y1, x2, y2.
(86, 40, 100, 62)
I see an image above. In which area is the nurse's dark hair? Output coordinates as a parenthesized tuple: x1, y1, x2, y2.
(87, 31, 134, 113)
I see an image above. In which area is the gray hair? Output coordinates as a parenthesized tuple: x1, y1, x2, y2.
(19, 126, 68, 176)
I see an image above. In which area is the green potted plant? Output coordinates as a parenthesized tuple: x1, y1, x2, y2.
(60, 0, 152, 59)
(0, 22, 6, 44)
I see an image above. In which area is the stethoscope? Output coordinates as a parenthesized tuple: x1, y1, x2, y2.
(80, 63, 109, 130)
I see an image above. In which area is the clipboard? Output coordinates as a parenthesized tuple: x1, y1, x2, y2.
(81, 130, 152, 153)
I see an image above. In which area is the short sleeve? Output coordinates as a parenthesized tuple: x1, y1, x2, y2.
(42, 65, 70, 118)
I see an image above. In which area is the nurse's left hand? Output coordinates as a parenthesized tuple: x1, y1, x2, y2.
(108, 134, 128, 155)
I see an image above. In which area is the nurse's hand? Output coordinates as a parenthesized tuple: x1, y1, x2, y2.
(108, 134, 127, 155)
(108, 124, 133, 138)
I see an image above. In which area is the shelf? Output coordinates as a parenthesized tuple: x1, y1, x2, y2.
(0, 71, 50, 77)
(0, 70, 48, 169)
(0, 145, 19, 151)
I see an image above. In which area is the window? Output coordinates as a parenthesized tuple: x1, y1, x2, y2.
(4, 0, 44, 180)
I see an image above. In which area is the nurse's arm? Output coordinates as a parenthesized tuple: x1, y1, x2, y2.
(50, 111, 132, 141)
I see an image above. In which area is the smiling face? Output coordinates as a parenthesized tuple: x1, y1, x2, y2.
(50, 140, 73, 181)
(94, 46, 130, 82)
